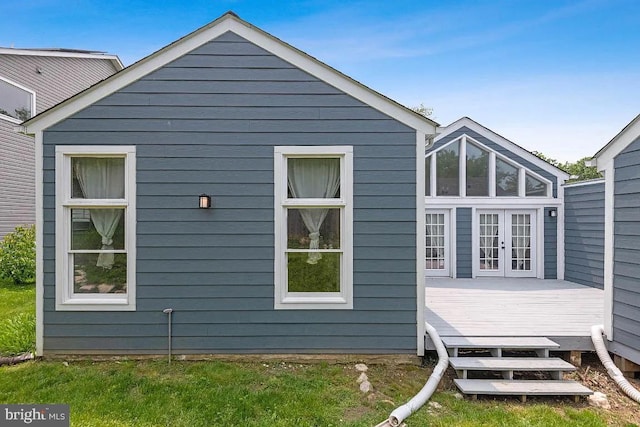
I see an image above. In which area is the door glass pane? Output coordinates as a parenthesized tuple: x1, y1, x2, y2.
(426, 213, 446, 269)
(287, 208, 340, 250)
(436, 141, 459, 196)
(0, 78, 32, 121)
(511, 214, 532, 271)
(466, 143, 489, 196)
(72, 157, 125, 199)
(287, 158, 340, 198)
(496, 158, 519, 196)
(479, 214, 499, 270)
(525, 173, 547, 196)
(287, 252, 340, 292)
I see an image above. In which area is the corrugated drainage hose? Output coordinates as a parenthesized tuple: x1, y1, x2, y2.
(591, 324, 640, 403)
(375, 323, 449, 427)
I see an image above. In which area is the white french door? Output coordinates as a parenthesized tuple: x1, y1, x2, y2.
(476, 210, 537, 277)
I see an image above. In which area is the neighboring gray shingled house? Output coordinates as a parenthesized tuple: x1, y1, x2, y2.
(22, 13, 437, 356)
(0, 48, 122, 237)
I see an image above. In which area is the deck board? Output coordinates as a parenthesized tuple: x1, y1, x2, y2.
(425, 278, 604, 340)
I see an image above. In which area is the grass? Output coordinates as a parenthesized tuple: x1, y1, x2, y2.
(0, 277, 635, 426)
(0, 278, 35, 356)
(0, 360, 632, 426)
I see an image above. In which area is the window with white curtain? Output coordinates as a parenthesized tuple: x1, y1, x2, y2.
(55, 146, 136, 311)
(274, 146, 353, 309)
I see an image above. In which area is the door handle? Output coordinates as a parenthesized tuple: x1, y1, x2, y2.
(500, 241, 505, 250)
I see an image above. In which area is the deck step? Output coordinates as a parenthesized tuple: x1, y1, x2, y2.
(450, 357, 575, 380)
(449, 357, 576, 372)
(454, 379, 592, 401)
(442, 336, 559, 357)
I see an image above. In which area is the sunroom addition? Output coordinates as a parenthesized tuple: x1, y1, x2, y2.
(424, 131, 561, 280)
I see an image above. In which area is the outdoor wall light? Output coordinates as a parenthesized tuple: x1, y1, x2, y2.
(199, 194, 212, 209)
(549, 209, 557, 218)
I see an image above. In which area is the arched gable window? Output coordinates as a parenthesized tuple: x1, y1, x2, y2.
(426, 135, 551, 198)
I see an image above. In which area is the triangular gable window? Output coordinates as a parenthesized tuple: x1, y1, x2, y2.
(426, 135, 551, 198)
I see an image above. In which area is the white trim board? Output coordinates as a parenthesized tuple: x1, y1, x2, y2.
(23, 12, 437, 136)
(416, 131, 426, 355)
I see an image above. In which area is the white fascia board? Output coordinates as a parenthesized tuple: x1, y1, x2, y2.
(592, 114, 640, 171)
(24, 14, 437, 135)
(562, 178, 605, 188)
(436, 117, 570, 181)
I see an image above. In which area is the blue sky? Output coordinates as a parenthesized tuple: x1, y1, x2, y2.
(3, 0, 638, 161)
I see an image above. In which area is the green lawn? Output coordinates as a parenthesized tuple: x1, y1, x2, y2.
(0, 279, 634, 426)
(0, 278, 35, 356)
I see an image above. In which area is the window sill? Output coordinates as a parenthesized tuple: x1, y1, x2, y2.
(276, 295, 352, 310)
(56, 297, 135, 311)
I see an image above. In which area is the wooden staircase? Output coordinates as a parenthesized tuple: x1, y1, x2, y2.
(442, 336, 593, 402)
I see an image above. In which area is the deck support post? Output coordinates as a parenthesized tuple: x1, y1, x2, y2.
(614, 355, 640, 377)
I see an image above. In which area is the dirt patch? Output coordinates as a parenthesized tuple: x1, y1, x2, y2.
(360, 352, 640, 426)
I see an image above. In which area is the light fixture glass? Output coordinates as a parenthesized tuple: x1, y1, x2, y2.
(199, 194, 211, 209)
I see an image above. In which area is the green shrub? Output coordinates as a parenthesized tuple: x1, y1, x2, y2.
(0, 312, 35, 356)
(0, 225, 36, 284)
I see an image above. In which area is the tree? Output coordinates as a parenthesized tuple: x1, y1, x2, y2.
(411, 103, 433, 118)
(532, 152, 602, 182)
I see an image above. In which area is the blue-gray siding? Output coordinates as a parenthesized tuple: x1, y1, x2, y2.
(42, 32, 419, 354)
(0, 53, 119, 237)
(613, 136, 640, 357)
(456, 208, 472, 278)
(430, 127, 558, 196)
(543, 207, 557, 279)
(564, 182, 605, 288)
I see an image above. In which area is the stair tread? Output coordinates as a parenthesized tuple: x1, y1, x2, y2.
(442, 336, 559, 349)
(450, 357, 576, 371)
(454, 379, 592, 395)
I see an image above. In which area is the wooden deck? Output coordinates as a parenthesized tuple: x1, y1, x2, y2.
(425, 278, 604, 351)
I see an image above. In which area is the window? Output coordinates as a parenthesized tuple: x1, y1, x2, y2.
(466, 143, 489, 196)
(426, 135, 551, 198)
(0, 76, 35, 123)
(274, 146, 353, 309)
(436, 141, 459, 196)
(495, 158, 519, 196)
(55, 146, 136, 310)
(426, 210, 450, 276)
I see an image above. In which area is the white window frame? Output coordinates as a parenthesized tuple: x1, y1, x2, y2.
(0, 75, 36, 124)
(55, 146, 136, 311)
(274, 146, 353, 310)
(426, 134, 553, 199)
(425, 210, 452, 277)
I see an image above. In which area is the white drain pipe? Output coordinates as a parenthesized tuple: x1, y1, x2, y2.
(375, 322, 449, 427)
(591, 324, 640, 403)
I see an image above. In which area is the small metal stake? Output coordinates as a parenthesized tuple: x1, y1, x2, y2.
(162, 308, 173, 365)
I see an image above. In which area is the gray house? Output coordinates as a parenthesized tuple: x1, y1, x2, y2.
(23, 13, 437, 356)
(588, 114, 640, 367)
(0, 47, 122, 237)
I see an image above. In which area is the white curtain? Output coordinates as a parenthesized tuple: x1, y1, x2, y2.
(288, 158, 340, 264)
(74, 158, 124, 269)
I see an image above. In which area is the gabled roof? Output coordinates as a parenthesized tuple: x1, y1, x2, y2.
(435, 116, 570, 180)
(589, 113, 640, 170)
(22, 11, 438, 135)
(0, 47, 123, 70)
